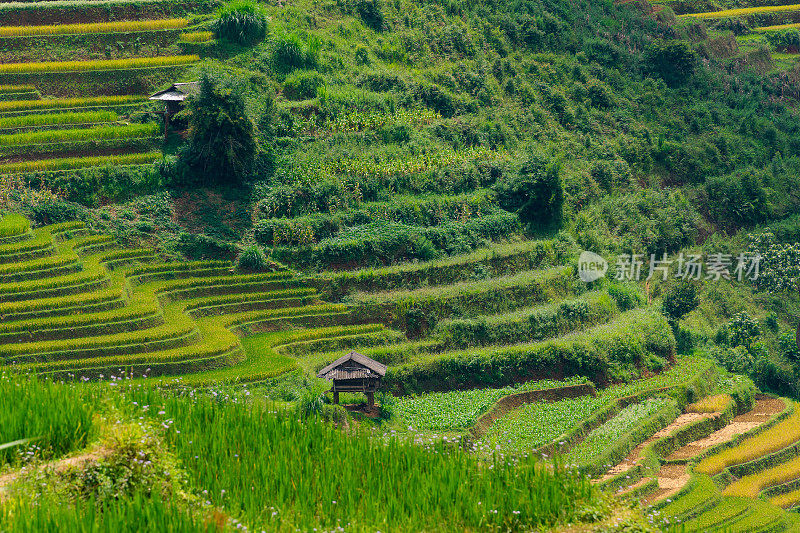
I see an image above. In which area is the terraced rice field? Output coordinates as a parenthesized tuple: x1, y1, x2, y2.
(680, 4, 800, 19)
(0, 213, 680, 396)
(0, 218, 359, 382)
(670, 0, 800, 73)
(0, 0, 215, 174)
(10, 212, 799, 530)
(582, 381, 800, 531)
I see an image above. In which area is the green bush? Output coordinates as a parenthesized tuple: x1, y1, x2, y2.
(643, 39, 697, 86)
(283, 70, 325, 100)
(494, 150, 563, 228)
(434, 291, 619, 348)
(235, 245, 268, 272)
(662, 281, 699, 323)
(572, 189, 703, 255)
(272, 213, 520, 269)
(606, 282, 645, 312)
(253, 192, 501, 245)
(704, 168, 769, 228)
(719, 312, 761, 349)
(355, 0, 385, 31)
(709, 344, 756, 374)
(214, 0, 268, 46)
(271, 32, 320, 73)
(586, 79, 614, 108)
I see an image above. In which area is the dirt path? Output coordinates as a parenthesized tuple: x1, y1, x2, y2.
(597, 412, 715, 485)
(643, 397, 786, 505)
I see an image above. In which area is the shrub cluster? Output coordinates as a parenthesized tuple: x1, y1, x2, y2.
(272, 213, 520, 268)
(213, 0, 267, 47)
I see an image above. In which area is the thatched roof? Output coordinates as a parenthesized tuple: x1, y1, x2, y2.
(317, 351, 387, 380)
(149, 82, 199, 102)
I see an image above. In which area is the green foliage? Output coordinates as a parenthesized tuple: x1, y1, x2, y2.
(214, 0, 267, 46)
(482, 394, 606, 452)
(295, 379, 329, 417)
(494, 150, 563, 228)
(662, 281, 699, 322)
(235, 245, 268, 272)
(386, 309, 676, 393)
(0, 492, 211, 532)
(720, 311, 762, 349)
(181, 67, 258, 184)
(274, 213, 520, 269)
(709, 346, 756, 374)
(704, 168, 769, 228)
(355, 0, 385, 31)
(271, 31, 320, 73)
(748, 231, 800, 294)
(395, 377, 587, 430)
(573, 190, 703, 255)
(606, 282, 645, 312)
(0, 214, 29, 238)
(434, 291, 619, 348)
(0, 152, 160, 175)
(779, 330, 800, 361)
(565, 397, 674, 466)
(120, 387, 598, 531)
(0, 55, 198, 74)
(644, 39, 698, 86)
(23, 164, 163, 207)
(0, 123, 158, 147)
(0, 111, 117, 131)
(282, 70, 324, 100)
(586, 79, 614, 109)
(0, 95, 144, 114)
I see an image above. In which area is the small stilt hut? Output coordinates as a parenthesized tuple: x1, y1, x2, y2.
(148, 82, 199, 136)
(316, 351, 387, 407)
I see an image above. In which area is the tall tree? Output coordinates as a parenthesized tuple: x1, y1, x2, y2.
(181, 67, 258, 184)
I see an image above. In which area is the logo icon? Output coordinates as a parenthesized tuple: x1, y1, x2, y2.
(578, 251, 608, 282)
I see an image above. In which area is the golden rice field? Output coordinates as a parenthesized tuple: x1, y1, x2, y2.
(0, 95, 146, 113)
(0, 84, 34, 94)
(179, 31, 214, 42)
(0, 19, 188, 38)
(755, 21, 800, 32)
(0, 55, 200, 74)
(0, 151, 161, 174)
(680, 4, 800, 19)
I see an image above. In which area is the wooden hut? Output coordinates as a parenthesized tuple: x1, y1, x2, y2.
(316, 351, 387, 407)
(148, 82, 199, 135)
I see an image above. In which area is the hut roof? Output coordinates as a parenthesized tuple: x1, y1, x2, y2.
(317, 351, 387, 380)
(149, 82, 200, 102)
